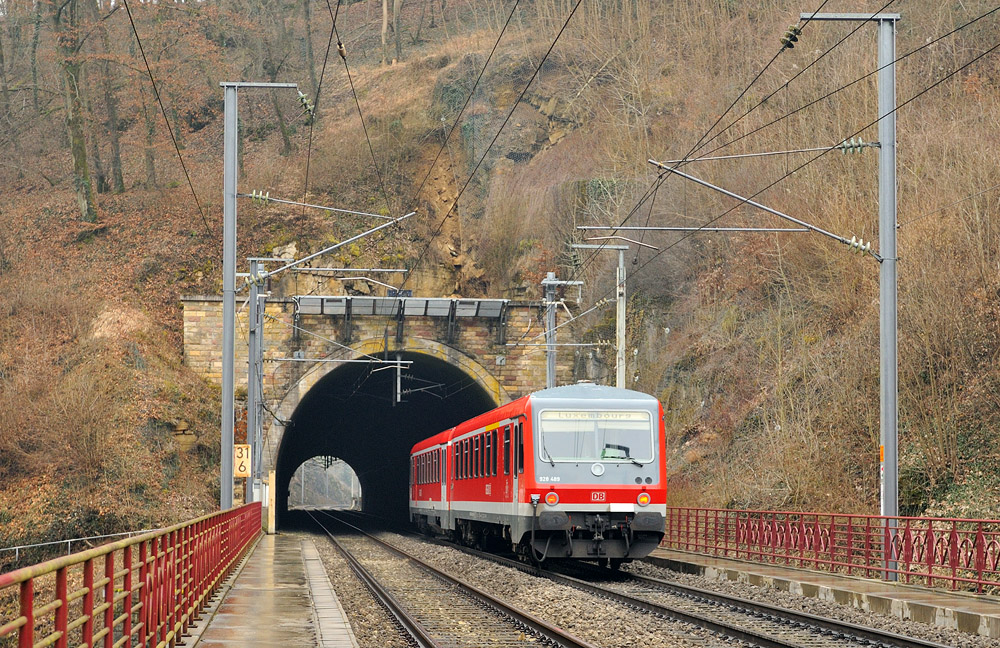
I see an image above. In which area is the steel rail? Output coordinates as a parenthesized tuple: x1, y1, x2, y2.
(306, 511, 438, 648)
(346, 511, 951, 648)
(614, 569, 955, 648)
(308, 510, 599, 648)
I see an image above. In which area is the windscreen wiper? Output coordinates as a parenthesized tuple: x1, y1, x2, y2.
(541, 437, 555, 467)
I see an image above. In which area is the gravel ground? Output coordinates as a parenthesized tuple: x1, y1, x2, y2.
(623, 560, 998, 648)
(311, 524, 997, 648)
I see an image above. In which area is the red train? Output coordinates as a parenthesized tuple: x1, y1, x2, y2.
(409, 383, 666, 567)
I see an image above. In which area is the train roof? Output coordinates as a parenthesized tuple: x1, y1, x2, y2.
(528, 382, 658, 403)
(409, 384, 661, 455)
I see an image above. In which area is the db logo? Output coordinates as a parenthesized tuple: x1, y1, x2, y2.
(591, 492, 606, 502)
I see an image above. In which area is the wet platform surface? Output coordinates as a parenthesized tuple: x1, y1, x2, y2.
(189, 534, 358, 648)
(648, 548, 1000, 639)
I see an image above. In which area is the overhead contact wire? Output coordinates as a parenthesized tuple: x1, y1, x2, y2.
(693, 0, 898, 158)
(121, 0, 211, 237)
(339, 23, 393, 218)
(574, 0, 832, 282)
(365, 0, 582, 382)
(302, 0, 343, 216)
(700, 3, 1000, 159)
(579, 33, 1000, 327)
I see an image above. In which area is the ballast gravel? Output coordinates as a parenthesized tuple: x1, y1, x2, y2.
(312, 526, 996, 648)
(625, 560, 998, 648)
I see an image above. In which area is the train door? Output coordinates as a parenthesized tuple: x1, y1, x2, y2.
(440, 447, 447, 506)
(508, 421, 523, 524)
(503, 424, 513, 518)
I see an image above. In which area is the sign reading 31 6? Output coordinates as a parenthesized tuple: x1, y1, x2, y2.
(234, 444, 252, 478)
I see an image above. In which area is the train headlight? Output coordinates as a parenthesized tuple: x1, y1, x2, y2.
(544, 491, 560, 506)
(636, 492, 651, 507)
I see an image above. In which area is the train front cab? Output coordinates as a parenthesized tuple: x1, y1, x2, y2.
(516, 384, 667, 566)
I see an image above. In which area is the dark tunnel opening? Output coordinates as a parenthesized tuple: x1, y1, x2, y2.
(274, 351, 498, 528)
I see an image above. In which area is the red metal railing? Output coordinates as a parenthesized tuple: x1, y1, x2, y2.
(0, 502, 261, 648)
(664, 507, 1000, 592)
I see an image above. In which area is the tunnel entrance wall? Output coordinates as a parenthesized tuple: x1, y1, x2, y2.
(268, 340, 503, 527)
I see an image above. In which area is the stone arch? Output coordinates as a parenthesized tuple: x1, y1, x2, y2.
(262, 337, 507, 526)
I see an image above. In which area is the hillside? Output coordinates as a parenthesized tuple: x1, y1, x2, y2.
(2, 0, 1000, 562)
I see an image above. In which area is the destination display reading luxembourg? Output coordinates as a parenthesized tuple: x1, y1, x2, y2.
(541, 411, 648, 421)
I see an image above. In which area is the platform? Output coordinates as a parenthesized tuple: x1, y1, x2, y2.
(185, 534, 359, 648)
(647, 548, 1000, 639)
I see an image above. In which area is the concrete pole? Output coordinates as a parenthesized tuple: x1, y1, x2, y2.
(544, 272, 556, 389)
(616, 249, 626, 388)
(220, 84, 238, 510)
(878, 16, 899, 576)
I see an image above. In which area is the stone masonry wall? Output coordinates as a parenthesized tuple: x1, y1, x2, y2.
(181, 296, 577, 403)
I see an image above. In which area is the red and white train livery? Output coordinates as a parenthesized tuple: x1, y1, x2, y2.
(409, 383, 666, 566)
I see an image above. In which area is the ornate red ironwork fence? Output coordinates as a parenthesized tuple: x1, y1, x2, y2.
(0, 502, 261, 648)
(664, 507, 1000, 592)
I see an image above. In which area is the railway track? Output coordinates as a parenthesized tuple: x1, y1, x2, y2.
(305, 510, 599, 648)
(544, 561, 953, 648)
(327, 510, 954, 648)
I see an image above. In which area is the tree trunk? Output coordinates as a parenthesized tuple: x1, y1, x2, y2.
(99, 27, 125, 193)
(83, 66, 109, 194)
(51, 1, 98, 222)
(30, 2, 42, 114)
(413, 0, 427, 43)
(139, 85, 157, 189)
(382, 0, 390, 65)
(393, 0, 404, 62)
(303, 0, 318, 97)
(269, 88, 293, 156)
(0, 31, 11, 123)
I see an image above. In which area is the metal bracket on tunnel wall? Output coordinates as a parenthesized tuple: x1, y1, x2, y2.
(447, 300, 458, 344)
(340, 299, 353, 343)
(496, 303, 509, 346)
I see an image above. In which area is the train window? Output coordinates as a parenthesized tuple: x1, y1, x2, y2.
(474, 436, 481, 478)
(480, 433, 485, 476)
(454, 444, 459, 479)
(503, 426, 510, 475)
(440, 449, 445, 482)
(491, 429, 498, 475)
(516, 423, 524, 474)
(464, 439, 470, 479)
(484, 433, 492, 477)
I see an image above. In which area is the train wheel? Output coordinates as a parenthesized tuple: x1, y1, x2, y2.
(598, 557, 609, 569)
(609, 559, 623, 570)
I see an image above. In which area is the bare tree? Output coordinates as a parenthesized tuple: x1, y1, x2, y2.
(49, 0, 98, 222)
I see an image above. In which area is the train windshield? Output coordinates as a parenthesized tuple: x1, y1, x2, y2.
(537, 410, 653, 463)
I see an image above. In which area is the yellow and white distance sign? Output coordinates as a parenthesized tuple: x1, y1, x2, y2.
(234, 444, 252, 478)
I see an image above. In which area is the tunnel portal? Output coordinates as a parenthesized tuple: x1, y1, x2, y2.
(274, 351, 498, 527)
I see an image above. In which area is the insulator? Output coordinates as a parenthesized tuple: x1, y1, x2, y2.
(846, 235, 871, 254)
(251, 190, 271, 206)
(298, 90, 316, 118)
(780, 24, 801, 49)
(838, 137, 871, 154)
(338, 41, 347, 60)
